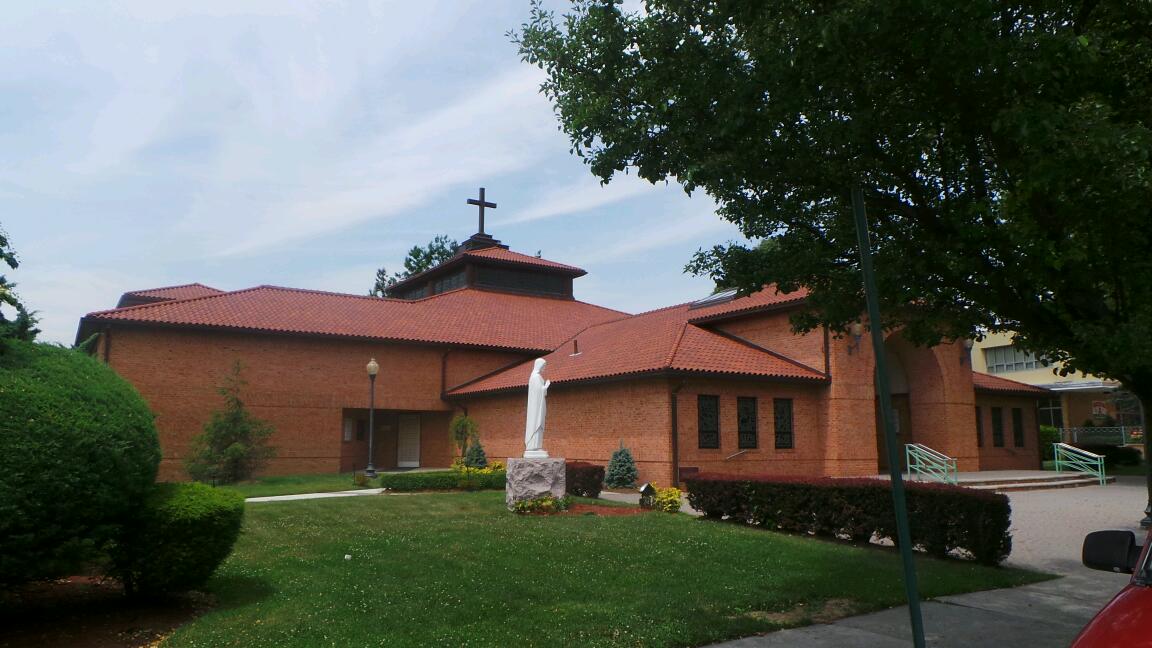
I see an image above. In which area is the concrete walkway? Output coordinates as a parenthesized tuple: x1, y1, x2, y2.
(246, 488, 386, 502)
(707, 476, 1147, 647)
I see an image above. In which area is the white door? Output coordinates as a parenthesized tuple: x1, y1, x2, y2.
(397, 414, 421, 468)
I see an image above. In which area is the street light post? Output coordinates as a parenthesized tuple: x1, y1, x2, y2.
(366, 358, 379, 478)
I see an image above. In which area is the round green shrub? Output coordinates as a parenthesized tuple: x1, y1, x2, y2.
(0, 340, 160, 585)
(112, 482, 244, 595)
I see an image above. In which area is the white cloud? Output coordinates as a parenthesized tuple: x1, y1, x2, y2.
(494, 173, 659, 226)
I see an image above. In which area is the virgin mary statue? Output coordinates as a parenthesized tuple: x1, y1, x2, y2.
(523, 358, 550, 458)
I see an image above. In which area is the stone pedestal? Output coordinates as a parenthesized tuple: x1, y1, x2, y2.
(506, 457, 566, 509)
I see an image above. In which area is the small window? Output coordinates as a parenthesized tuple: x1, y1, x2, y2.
(975, 406, 983, 448)
(1012, 408, 1025, 447)
(737, 397, 758, 449)
(698, 395, 720, 449)
(774, 398, 794, 450)
(1039, 397, 1063, 428)
(343, 418, 354, 443)
(991, 407, 1004, 447)
(983, 345, 1039, 374)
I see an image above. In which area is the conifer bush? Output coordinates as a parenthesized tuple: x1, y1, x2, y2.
(464, 437, 489, 468)
(111, 482, 244, 596)
(185, 361, 276, 484)
(604, 443, 638, 488)
(0, 341, 160, 585)
(566, 462, 605, 497)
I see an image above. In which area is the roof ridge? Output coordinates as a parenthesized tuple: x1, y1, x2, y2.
(122, 282, 222, 296)
(663, 320, 690, 368)
(251, 284, 410, 303)
(90, 285, 266, 317)
(973, 371, 1048, 391)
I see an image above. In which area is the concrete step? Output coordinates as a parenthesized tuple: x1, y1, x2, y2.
(967, 475, 1115, 492)
(959, 473, 1103, 487)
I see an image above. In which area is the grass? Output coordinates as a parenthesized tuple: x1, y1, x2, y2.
(165, 492, 1049, 647)
(219, 472, 367, 498)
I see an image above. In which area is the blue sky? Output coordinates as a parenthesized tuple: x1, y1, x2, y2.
(2, 1, 744, 344)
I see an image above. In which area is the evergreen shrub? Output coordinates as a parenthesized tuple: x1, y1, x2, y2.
(511, 494, 571, 514)
(604, 444, 638, 488)
(0, 341, 160, 585)
(464, 437, 489, 468)
(685, 474, 1012, 565)
(185, 361, 276, 484)
(565, 462, 605, 498)
(652, 486, 682, 513)
(1039, 425, 1061, 460)
(1072, 444, 1141, 468)
(111, 482, 244, 596)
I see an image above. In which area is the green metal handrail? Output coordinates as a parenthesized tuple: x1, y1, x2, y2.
(904, 443, 958, 485)
(1053, 443, 1107, 486)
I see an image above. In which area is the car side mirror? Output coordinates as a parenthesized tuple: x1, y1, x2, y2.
(1082, 530, 1140, 574)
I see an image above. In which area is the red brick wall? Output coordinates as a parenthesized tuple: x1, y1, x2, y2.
(103, 326, 522, 479)
(975, 395, 1043, 470)
(462, 378, 675, 484)
(712, 310, 827, 372)
(674, 377, 830, 479)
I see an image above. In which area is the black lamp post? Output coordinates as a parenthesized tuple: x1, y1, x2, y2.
(365, 358, 379, 478)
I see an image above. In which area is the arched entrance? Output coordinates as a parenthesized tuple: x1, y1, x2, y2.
(875, 332, 946, 471)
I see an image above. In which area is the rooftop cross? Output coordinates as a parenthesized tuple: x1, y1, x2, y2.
(466, 187, 497, 235)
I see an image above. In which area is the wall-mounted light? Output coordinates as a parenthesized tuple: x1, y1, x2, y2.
(847, 321, 865, 355)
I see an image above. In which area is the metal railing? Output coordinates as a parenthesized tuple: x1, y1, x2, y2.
(1053, 443, 1107, 485)
(1061, 426, 1144, 446)
(905, 443, 958, 485)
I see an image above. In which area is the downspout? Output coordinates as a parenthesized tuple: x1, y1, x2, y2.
(670, 379, 684, 487)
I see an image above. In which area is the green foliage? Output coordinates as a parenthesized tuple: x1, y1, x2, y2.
(652, 486, 682, 513)
(463, 436, 489, 468)
(0, 341, 159, 585)
(376, 470, 505, 492)
(516, 1, 1152, 405)
(0, 227, 38, 345)
(449, 413, 478, 457)
(604, 443, 638, 488)
(185, 361, 276, 484)
(370, 234, 458, 297)
(111, 482, 244, 596)
(1039, 425, 1061, 460)
(511, 494, 572, 514)
(565, 461, 604, 497)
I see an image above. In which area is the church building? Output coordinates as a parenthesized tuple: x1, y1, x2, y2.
(77, 220, 1047, 484)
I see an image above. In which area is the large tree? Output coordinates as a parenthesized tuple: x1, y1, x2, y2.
(370, 235, 459, 297)
(0, 227, 38, 344)
(517, 1, 1152, 512)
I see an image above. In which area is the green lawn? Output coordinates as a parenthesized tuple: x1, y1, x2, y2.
(219, 472, 368, 498)
(166, 492, 1049, 647)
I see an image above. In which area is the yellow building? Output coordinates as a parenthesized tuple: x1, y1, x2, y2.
(971, 332, 1143, 445)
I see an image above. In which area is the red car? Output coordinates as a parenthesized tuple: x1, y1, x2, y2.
(1073, 529, 1152, 647)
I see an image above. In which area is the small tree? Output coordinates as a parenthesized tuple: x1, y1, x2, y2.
(605, 442, 638, 488)
(449, 414, 479, 458)
(464, 437, 489, 469)
(0, 227, 38, 346)
(185, 361, 276, 484)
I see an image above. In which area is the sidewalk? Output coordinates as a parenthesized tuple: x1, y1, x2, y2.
(706, 477, 1145, 647)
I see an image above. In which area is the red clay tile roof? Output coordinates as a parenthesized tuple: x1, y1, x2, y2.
(119, 281, 222, 302)
(461, 247, 585, 275)
(687, 286, 809, 323)
(83, 286, 625, 352)
(447, 298, 828, 396)
(973, 372, 1049, 395)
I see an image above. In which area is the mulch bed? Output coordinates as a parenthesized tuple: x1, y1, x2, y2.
(567, 503, 650, 516)
(0, 576, 212, 648)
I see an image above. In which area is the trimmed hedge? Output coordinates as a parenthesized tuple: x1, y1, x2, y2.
(376, 470, 505, 492)
(0, 341, 161, 585)
(685, 474, 1012, 565)
(1072, 444, 1142, 468)
(111, 482, 244, 596)
(566, 462, 605, 498)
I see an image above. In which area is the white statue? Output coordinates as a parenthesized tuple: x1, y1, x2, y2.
(523, 358, 550, 458)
